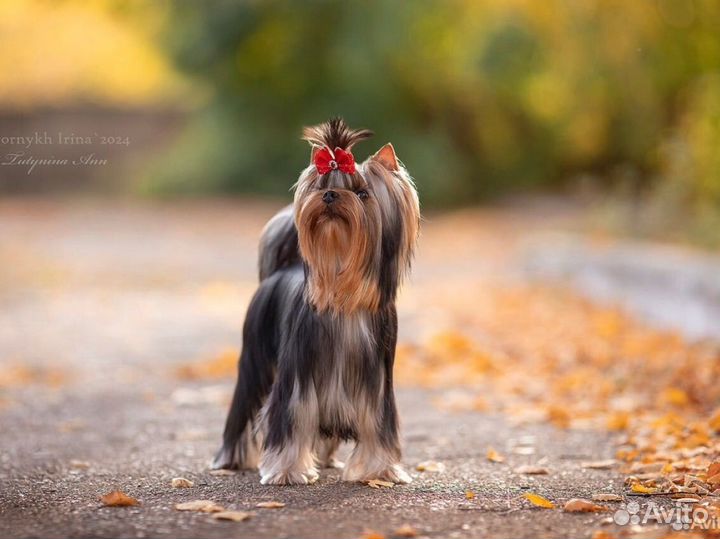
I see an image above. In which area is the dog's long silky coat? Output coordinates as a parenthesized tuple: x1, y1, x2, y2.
(212, 119, 420, 485)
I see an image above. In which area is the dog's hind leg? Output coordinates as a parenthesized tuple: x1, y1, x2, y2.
(211, 345, 265, 470)
(212, 285, 278, 470)
(314, 437, 344, 469)
(211, 341, 269, 470)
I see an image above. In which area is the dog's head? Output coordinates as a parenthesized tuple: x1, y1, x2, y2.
(294, 118, 420, 315)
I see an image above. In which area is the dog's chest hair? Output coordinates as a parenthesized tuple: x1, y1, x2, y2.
(313, 312, 380, 429)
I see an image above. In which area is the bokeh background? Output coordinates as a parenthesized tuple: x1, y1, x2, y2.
(3, 4, 720, 537)
(2, 0, 720, 243)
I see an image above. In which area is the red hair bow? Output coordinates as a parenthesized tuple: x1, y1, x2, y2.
(313, 147, 356, 175)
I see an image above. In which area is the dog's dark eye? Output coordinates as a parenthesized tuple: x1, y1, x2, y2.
(356, 189, 369, 200)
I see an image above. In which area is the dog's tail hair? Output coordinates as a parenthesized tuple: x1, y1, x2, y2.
(212, 280, 279, 469)
(258, 205, 301, 280)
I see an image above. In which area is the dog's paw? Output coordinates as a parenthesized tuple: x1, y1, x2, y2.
(343, 463, 412, 484)
(259, 468, 319, 485)
(375, 464, 412, 484)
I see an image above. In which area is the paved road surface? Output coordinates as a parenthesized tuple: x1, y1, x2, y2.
(0, 199, 636, 538)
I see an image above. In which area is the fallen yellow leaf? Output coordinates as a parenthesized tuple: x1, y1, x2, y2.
(416, 460, 445, 473)
(393, 524, 418, 537)
(661, 388, 689, 407)
(546, 406, 571, 428)
(581, 460, 616, 470)
(367, 479, 395, 489)
(212, 511, 252, 522)
(706, 473, 720, 486)
(100, 491, 139, 507)
(486, 447, 505, 463)
(465, 490, 476, 500)
(592, 493, 622, 502)
(175, 500, 224, 513)
(209, 469, 236, 476)
(171, 477, 194, 488)
(709, 410, 720, 433)
(630, 484, 657, 494)
(523, 492, 555, 509)
(606, 412, 630, 431)
(256, 501, 285, 508)
(563, 498, 607, 512)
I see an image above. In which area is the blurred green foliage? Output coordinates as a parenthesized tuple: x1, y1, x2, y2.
(147, 0, 720, 211)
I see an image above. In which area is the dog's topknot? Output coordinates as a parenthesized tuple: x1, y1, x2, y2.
(302, 117, 373, 151)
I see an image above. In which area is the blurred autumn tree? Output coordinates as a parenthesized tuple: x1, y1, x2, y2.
(149, 0, 720, 214)
(0, 0, 182, 108)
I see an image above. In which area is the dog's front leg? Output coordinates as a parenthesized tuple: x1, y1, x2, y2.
(343, 307, 410, 484)
(259, 374, 319, 485)
(342, 395, 411, 484)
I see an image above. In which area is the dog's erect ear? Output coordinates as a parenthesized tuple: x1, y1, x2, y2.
(371, 143, 399, 171)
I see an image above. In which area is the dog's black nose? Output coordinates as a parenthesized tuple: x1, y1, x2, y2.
(322, 190, 338, 204)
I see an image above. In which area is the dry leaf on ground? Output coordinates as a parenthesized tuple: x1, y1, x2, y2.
(361, 530, 386, 539)
(523, 492, 555, 509)
(487, 447, 505, 463)
(171, 477, 194, 488)
(465, 490, 476, 500)
(256, 501, 285, 508)
(209, 469, 236, 476)
(416, 460, 445, 473)
(707, 473, 720, 486)
(212, 511, 252, 522)
(175, 500, 224, 513)
(592, 493, 623, 502)
(581, 460, 616, 470)
(394, 279, 720, 495)
(630, 484, 658, 494)
(563, 498, 607, 512)
(367, 479, 395, 489)
(100, 491, 140, 507)
(393, 523, 418, 537)
(514, 465, 549, 475)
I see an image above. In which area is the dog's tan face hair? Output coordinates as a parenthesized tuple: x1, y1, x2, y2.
(294, 119, 420, 315)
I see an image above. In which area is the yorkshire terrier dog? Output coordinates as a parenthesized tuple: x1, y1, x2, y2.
(212, 118, 420, 485)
